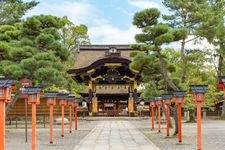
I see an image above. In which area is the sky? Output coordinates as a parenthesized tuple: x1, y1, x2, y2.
(24, 0, 165, 44)
(24, 0, 213, 49)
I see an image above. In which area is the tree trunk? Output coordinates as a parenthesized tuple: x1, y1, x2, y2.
(156, 49, 179, 91)
(180, 38, 186, 83)
(221, 101, 225, 118)
(156, 49, 179, 135)
(187, 109, 196, 122)
(162, 103, 173, 128)
(171, 106, 178, 135)
(217, 54, 223, 77)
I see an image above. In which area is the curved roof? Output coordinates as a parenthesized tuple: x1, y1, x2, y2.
(68, 44, 141, 85)
(68, 56, 133, 75)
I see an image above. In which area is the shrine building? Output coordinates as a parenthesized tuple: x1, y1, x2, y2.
(68, 45, 142, 116)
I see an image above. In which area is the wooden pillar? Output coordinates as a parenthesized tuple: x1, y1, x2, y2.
(128, 93, 134, 114)
(92, 93, 98, 115)
(88, 89, 93, 112)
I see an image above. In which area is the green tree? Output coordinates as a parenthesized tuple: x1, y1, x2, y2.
(196, 0, 225, 117)
(59, 16, 90, 66)
(0, 0, 38, 24)
(0, 14, 89, 93)
(131, 8, 187, 134)
(164, 48, 220, 121)
(162, 0, 208, 83)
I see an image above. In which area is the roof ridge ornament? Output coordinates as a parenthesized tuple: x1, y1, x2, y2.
(105, 47, 120, 57)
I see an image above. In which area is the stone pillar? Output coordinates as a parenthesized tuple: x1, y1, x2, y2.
(187, 110, 190, 121)
(92, 93, 98, 115)
(128, 93, 134, 115)
(202, 109, 207, 120)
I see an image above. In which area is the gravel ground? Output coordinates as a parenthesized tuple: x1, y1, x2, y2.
(6, 120, 97, 150)
(133, 118, 225, 150)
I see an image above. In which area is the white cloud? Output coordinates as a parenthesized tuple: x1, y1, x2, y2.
(128, 0, 160, 9)
(89, 24, 140, 44)
(24, 1, 140, 44)
(25, 1, 95, 24)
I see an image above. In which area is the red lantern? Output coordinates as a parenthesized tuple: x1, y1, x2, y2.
(155, 97, 162, 133)
(173, 91, 186, 143)
(0, 77, 13, 150)
(22, 87, 41, 150)
(190, 85, 208, 150)
(149, 98, 155, 130)
(57, 93, 69, 137)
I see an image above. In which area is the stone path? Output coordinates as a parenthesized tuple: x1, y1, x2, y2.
(73, 120, 160, 150)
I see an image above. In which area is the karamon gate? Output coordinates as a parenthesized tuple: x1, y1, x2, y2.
(68, 45, 141, 116)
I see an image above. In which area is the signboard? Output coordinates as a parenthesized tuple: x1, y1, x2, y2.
(19, 78, 32, 99)
(104, 103, 114, 107)
(19, 79, 32, 87)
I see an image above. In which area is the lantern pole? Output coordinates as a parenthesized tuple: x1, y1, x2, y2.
(177, 102, 182, 142)
(151, 105, 154, 130)
(75, 103, 78, 130)
(197, 102, 202, 150)
(45, 92, 58, 144)
(25, 98, 28, 143)
(155, 97, 162, 133)
(166, 104, 170, 136)
(68, 95, 75, 133)
(49, 103, 53, 143)
(0, 100, 6, 150)
(149, 100, 155, 130)
(58, 93, 68, 137)
(190, 85, 208, 150)
(0, 77, 13, 150)
(69, 105, 72, 133)
(162, 94, 172, 137)
(157, 104, 161, 133)
(31, 101, 37, 150)
(173, 91, 186, 143)
(22, 87, 41, 150)
(61, 102, 65, 137)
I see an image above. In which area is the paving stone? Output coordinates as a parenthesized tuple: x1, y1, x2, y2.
(73, 120, 160, 150)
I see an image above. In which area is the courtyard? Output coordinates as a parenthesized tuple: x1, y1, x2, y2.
(5, 117, 225, 150)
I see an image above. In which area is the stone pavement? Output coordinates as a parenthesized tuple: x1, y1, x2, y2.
(73, 120, 160, 150)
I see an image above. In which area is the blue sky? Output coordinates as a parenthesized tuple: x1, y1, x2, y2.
(24, 0, 212, 49)
(25, 0, 165, 44)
